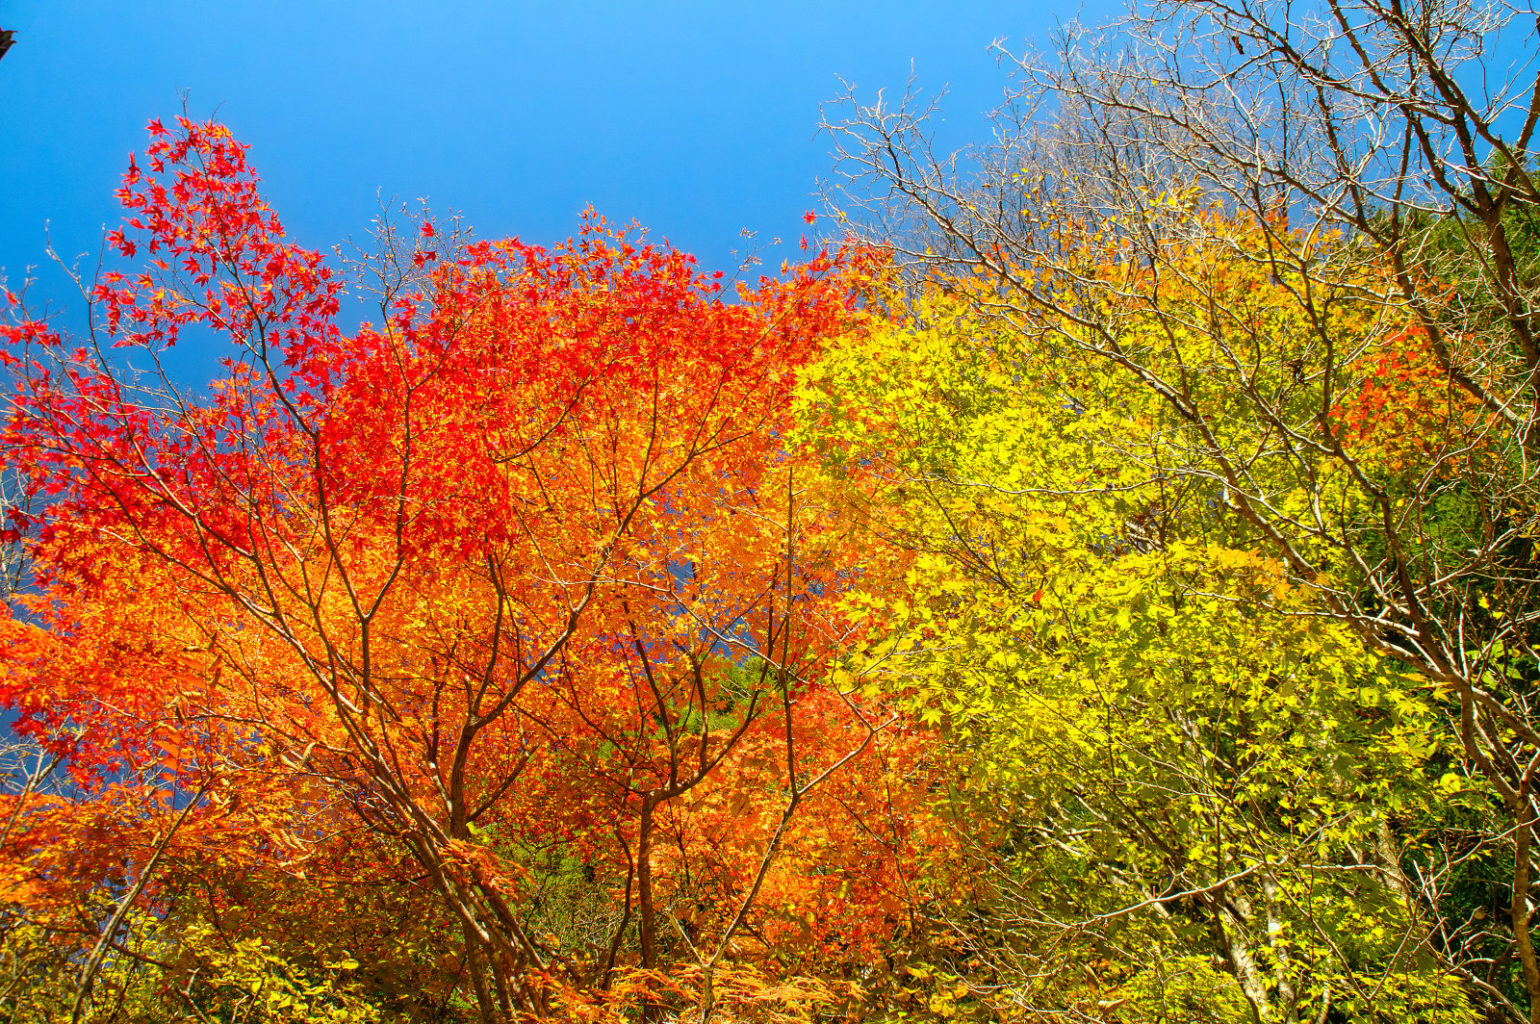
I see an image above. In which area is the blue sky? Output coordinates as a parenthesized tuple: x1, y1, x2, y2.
(0, 1, 1117, 383)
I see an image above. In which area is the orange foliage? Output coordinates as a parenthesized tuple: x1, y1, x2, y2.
(0, 119, 942, 1017)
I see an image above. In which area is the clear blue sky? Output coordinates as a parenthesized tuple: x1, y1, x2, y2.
(0, 1, 1114, 382)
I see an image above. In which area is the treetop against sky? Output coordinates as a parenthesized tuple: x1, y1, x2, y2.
(0, 0, 1118, 383)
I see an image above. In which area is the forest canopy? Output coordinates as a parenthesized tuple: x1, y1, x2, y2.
(3, 2, 1539, 1023)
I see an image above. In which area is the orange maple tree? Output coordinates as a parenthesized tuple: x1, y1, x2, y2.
(0, 120, 940, 1021)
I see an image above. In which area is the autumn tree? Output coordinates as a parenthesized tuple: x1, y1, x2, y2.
(797, 252, 1487, 1023)
(822, 1, 1540, 1017)
(0, 119, 928, 1023)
